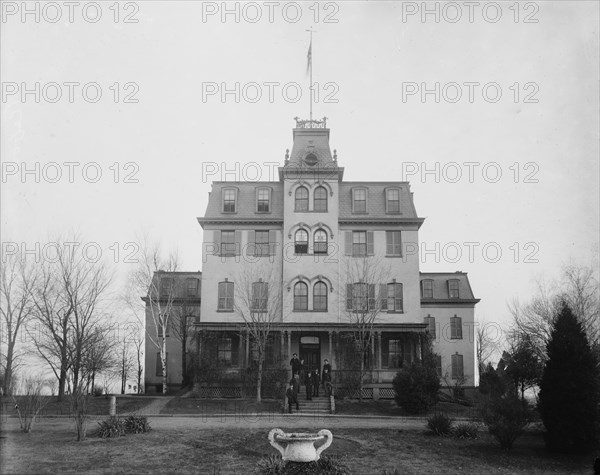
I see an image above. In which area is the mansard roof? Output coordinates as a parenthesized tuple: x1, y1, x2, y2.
(419, 272, 479, 303)
(198, 181, 284, 226)
(338, 182, 420, 220)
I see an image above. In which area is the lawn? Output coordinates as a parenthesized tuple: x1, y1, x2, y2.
(1, 395, 151, 419)
(0, 418, 594, 474)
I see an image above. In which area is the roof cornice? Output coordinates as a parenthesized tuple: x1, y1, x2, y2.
(197, 217, 284, 228)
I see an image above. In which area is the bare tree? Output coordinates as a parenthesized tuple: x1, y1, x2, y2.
(476, 319, 502, 372)
(127, 239, 179, 394)
(341, 257, 391, 401)
(81, 322, 118, 394)
(29, 238, 113, 400)
(11, 374, 51, 433)
(1, 253, 36, 395)
(235, 262, 282, 403)
(509, 264, 600, 362)
(117, 329, 135, 394)
(170, 302, 198, 388)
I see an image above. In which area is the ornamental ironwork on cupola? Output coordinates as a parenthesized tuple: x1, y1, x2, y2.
(279, 117, 344, 181)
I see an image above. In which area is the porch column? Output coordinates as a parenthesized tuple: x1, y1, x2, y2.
(245, 331, 250, 365)
(328, 331, 333, 362)
(280, 330, 284, 360)
(238, 329, 243, 367)
(287, 331, 292, 360)
(377, 332, 382, 383)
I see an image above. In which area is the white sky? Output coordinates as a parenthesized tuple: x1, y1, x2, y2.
(1, 1, 599, 344)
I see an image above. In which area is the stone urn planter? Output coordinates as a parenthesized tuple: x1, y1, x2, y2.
(268, 428, 333, 462)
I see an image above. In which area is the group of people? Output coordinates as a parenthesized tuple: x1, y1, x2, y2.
(285, 353, 333, 413)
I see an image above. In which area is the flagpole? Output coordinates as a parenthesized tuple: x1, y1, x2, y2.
(306, 28, 314, 123)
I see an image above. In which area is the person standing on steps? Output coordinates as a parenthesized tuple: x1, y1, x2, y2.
(312, 368, 320, 397)
(290, 353, 301, 376)
(286, 383, 298, 413)
(305, 371, 313, 400)
(322, 359, 333, 397)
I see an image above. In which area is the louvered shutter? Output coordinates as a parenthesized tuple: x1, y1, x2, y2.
(247, 230, 255, 257)
(213, 230, 221, 256)
(345, 232, 352, 256)
(380, 284, 388, 311)
(346, 284, 353, 310)
(367, 231, 374, 256)
(234, 231, 241, 256)
(269, 230, 277, 256)
(368, 284, 376, 310)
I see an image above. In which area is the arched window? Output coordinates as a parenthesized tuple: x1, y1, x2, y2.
(314, 186, 327, 212)
(313, 229, 328, 255)
(294, 282, 308, 311)
(313, 282, 327, 311)
(295, 229, 308, 254)
(295, 186, 309, 212)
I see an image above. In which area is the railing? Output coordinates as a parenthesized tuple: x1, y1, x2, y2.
(294, 117, 327, 129)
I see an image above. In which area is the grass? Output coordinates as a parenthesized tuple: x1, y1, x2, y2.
(334, 399, 480, 419)
(0, 419, 595, 474)
(1, 395, 151, 418)
(161, 398, 283, 415)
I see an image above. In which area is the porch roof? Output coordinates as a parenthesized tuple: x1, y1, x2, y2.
(193, 322, 428, 333)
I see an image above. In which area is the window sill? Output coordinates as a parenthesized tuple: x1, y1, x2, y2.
(222, 211, 238, 214)
(450, 337, 463, 340)
(386, 311, 404, 314)
(351, 212, 368, 215)
(255, 211, 272, 214)
(385, 255, 403, 258)
(216, 309, 235, 313)
(292, 309, 309, 313)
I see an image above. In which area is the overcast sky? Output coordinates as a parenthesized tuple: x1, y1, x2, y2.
(2, 1, 599, 343)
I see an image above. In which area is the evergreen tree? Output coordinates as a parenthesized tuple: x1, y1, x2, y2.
(538, 301, 600, 453)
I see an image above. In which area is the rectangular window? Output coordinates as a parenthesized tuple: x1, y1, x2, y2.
(252, 282, 268, 311)
(160, 278, 173, 297)
(347, 283, 375, 311)
(155, 352, 167, 377)
(451, 353, 464, 379)
(217, 338, 232, 366)
(220, 231, 236, 256)
(223, 189, 236, 213)
(218, 282, 234, 311)
(257, 188, 270, 212)
(254, 230, 270, 256)
(353, 189, 367, 213)
(386, 189, 400, 213)
(386, 231, 402, 256)
(448, 280, 460, 298)
(387, 283, 403, 312)
(157, 318, 169, 338)
(450, 315, 463, 339)
(187, 278, 198, 296)
(388, 339, 402, 368)
(421, 280, 434, 299)
(424, 315, 436, 339)
(352, 231, 367, 257)
(436, 355, 442, 377)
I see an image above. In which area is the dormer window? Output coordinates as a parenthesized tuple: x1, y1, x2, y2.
(448, 279, 460, 299)
(386, 188, 400, 213)
(352, 188, 367, 213)
(256, 188, 270, 213)
(421, 279, 434, 299)
(222, 188, 237, 213)
(295, 186, 309, 212)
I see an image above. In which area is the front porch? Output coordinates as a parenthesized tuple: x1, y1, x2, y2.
(191, 322, 428, 399)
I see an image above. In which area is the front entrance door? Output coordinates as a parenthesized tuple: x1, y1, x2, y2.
(299, 336, 321, 374)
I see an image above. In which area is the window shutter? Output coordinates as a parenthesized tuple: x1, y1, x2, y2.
(345, 232, 352, 256)
(368, 284, 376, 309)
(451, 354, 457, 379)
(269, 230, 277, 256)
(450, 317, 456, 339)
(213, 230, 221, 256)
(346, 284, 353, 310)
(234, 231, 241, 255)
(247, 230, 255, 257)
(386, 232, 392, 255)
(367, 231, 374, 256)
(456, 317, 463, 339)
(380, 284, 387, 310)
(458, 355, 464, 378)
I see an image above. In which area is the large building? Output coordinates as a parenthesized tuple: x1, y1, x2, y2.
(145, 118, 479, 397)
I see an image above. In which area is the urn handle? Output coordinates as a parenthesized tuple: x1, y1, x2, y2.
(268, 428, 286, 457)
(315, 429, 333, 457)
